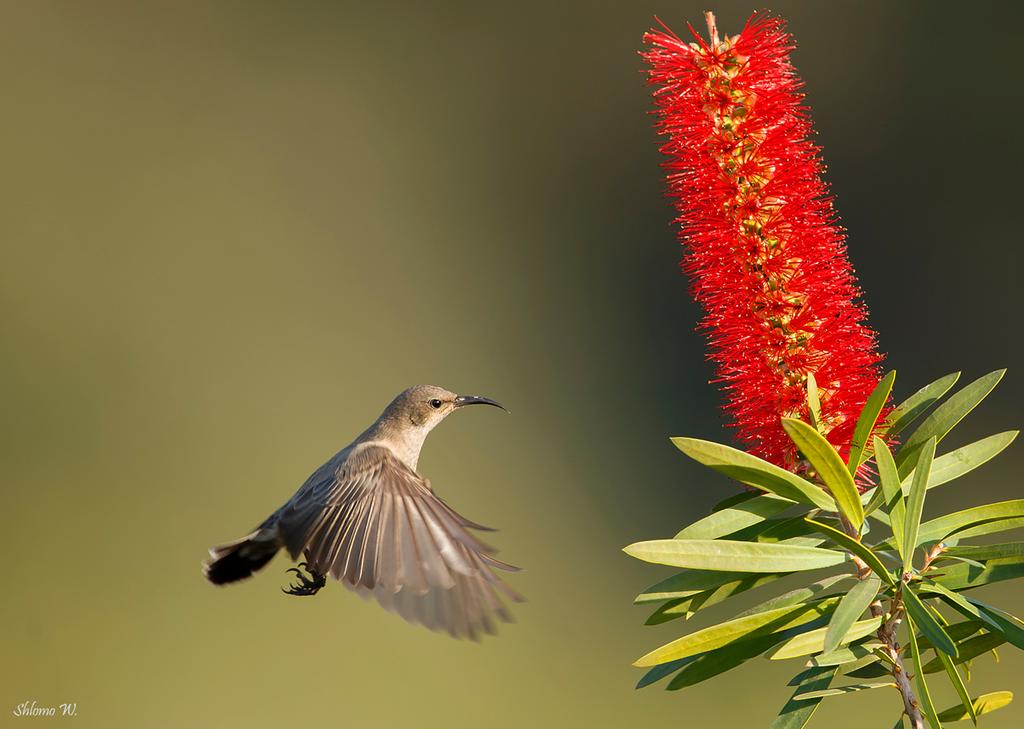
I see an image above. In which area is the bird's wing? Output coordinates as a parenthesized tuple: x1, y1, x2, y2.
(277, 444, 522, 640)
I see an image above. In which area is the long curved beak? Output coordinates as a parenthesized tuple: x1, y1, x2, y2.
(453, 394, 508, 413)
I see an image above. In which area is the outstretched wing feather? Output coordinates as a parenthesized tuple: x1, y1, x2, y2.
(277, 445, 521, 638)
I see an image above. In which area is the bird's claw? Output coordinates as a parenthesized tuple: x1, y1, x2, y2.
(281, 562, 326, 596)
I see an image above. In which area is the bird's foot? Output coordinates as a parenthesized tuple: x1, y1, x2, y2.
(281, 562, 326, 596)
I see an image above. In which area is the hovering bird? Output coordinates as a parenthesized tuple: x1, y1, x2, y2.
(203, 385, 522, 640)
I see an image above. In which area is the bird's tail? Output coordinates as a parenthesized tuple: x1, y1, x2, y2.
(203, 532, 279, 585)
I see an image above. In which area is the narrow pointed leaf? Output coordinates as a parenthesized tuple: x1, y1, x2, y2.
(865, 431, 1019, 519)
(793, 682, 896, 701)
(632, 598, 840, 667)
(666, 631, 794, 690)
(903, 437, 936, 570)
(922, 633, 1004, 674)
(914, 620, 983, 653)
(897, 370, 1005, 478)
(737, 574, 852, 618)
(636, 657, 691, 689)
(844, 661, 891, 679)
(770, 617, 882, 660)
(698, 573, 786, 611)
(906, 617, 943, 728)
(936, 555, 987, 570)
(936, 648, 977, 724)
(634, 569, 762, 604)
(824, 575, 882, 653)
(711, 491, 759, 512)
(623, 540, 848, 573)
(671, 438, 836, 510)
(675, 493, 793, 539)
(848, 370, 896, 473)
(645, 597, 696, 626)
(945, 543, 1024, 561)
(915, 500, 1024, 546)
(904, 587, 957, 657)
(769, 666, 837, 729)
(927, 431, 1019, 489)
(782, 418, 864, 529)
(931, 557, 1024, 591)
(741, 515, 821, 544)
(875, 438, 906, 557)
(947, 516, 1024, 542)
(649, 573, 789, 622)
(887, 371, 960, 438)
(936, 691, 1013, 723)
(813, 641, 883, 666)
(805, 518, 895, 586)
(923, 584, 1024, 650)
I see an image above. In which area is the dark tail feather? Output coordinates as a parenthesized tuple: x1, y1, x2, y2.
(203, 533, 278, 585)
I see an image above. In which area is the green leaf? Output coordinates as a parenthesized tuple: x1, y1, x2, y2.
(824, 575, 882, 654)
(636, 657, 691, 689)
(887, 371, 960, 438)
(711, 491, 760, 512)
(632, 598, 840, 667)
(947, 516, 1024, 542)
(666, 631, 793, 690)
(865, 431, 1019, 519)
(897, 370, 1006, 478)
(736, 574, 852, 618)
(793, 682, 896, 701)
(922, 632, 1005, 674)
(935, 647, 977, 724)
(623, 540, 848, 573)
(675, 493, 793, 539)
(813, 641, 884, 666)
(931, 557, 1024, 591)
(849, 370, 896, 473)
(927, 431, 1019, 489)
(903, 437, 936, 570)
(671, 438, 836, 511)
(915, 620, 983, 653)
(936, 555, 987, 570)
(844, 661, 891, 679)
(923, 584, 1024, 650)
(805, 518, 895, 586)
(738, 515, 821, 545)
(936, 691, 1013, 723)
(704, 572, 788, 609)
(634, 569, 763, 604)
(875, 438, 906, 558)
(904, 587, 957, 657)
(807, 372, 822, 432)
(906, 616, 944, 729)
(769, 666, 837, 729)
(648, 573, 790, 622)
(770, 617, 882, 660)
(916, 499, 1024, 546)
(782, 418, 864, 529)
(645, 597, 697, 625)
(944, 542, 1024, 561)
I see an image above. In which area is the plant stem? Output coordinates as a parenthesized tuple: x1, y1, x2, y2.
(838, 517, 923, 728)
(876, 589, 923, 729)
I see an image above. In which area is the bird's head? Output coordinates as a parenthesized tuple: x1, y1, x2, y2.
(385, 384, 507, 432)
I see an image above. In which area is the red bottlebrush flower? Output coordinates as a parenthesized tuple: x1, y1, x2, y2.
(643, 12, 884, 472)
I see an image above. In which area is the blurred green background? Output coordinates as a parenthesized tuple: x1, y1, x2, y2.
(2, 1, 1022, 727)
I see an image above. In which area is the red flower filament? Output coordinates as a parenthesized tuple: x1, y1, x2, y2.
(643, 12, 884, 471)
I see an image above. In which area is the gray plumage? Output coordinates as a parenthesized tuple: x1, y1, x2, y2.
(204, 385, 522, 640)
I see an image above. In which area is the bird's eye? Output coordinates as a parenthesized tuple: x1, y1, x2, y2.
(429, 399, 443, 409)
